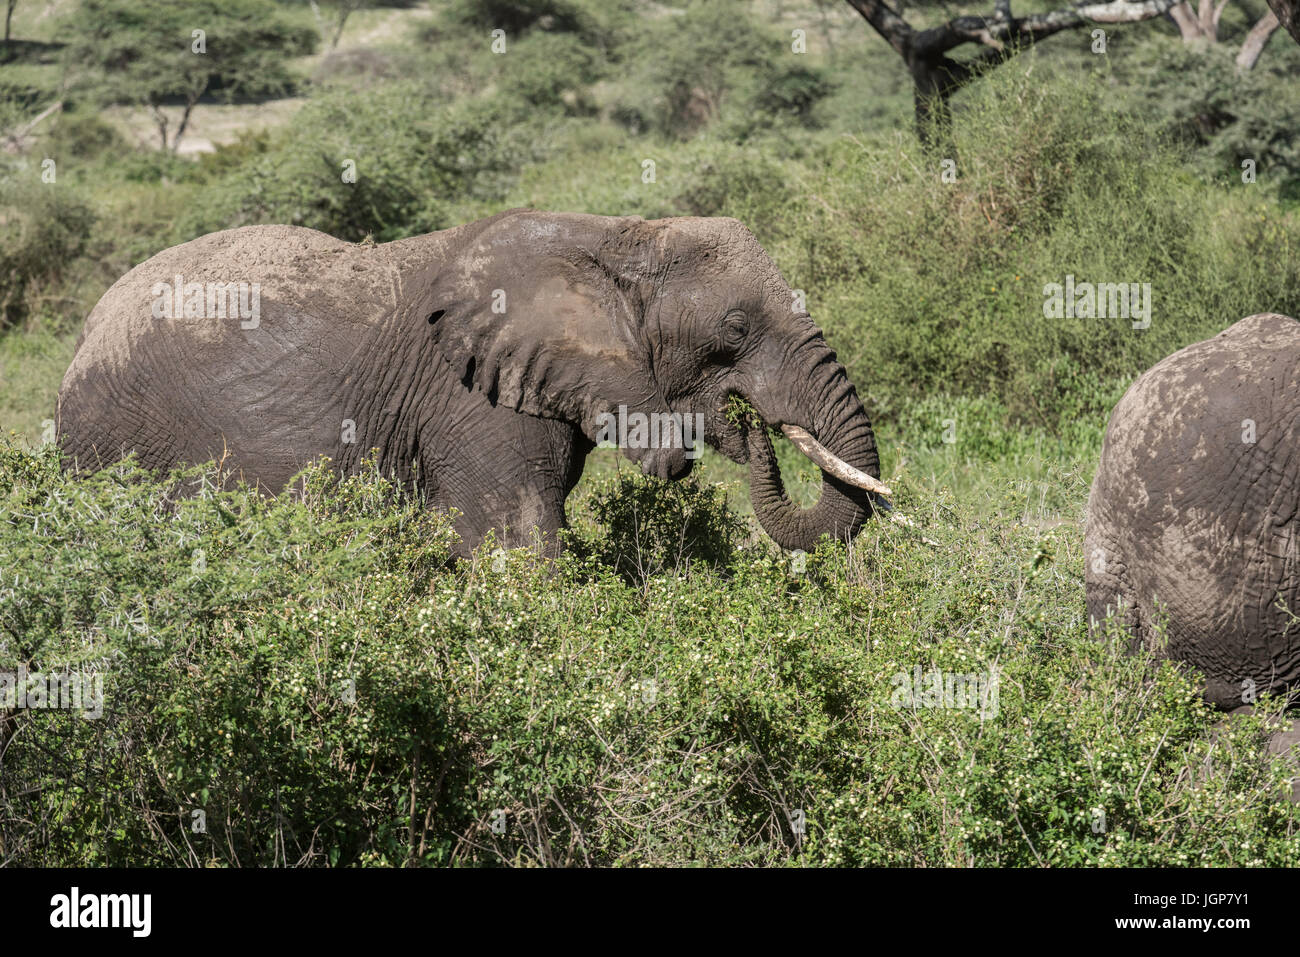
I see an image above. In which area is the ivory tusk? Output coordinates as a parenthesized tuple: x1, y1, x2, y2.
(780, 425, 893, 497)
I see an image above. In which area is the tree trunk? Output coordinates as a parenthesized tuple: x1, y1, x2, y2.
(1265, 0, 1300, 41)
(910, 59, 960, 158)
(172, 99, 196, 152)
(169, 77, 209, 153)
(1237, 9, 1280, 67)
(1196, 0, 1228, 39)
(1169, 1, 1207, 38)
(150, 103, 169, 152)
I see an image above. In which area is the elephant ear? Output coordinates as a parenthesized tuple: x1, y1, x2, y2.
(419, 211, 660, 427)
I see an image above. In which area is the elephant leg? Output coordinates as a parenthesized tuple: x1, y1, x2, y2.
(1267, 718, 1300, 803)
(1084, 521, 1144, 651)
(419, 403, 591, 559)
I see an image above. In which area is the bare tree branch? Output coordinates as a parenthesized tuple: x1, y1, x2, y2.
(1194, 0, 1229, 40)
(844, 0, 914, 56)
(1164, 0, 1284, 64)
(1, 98, 60, 152)
(914, 0, 1179, 56)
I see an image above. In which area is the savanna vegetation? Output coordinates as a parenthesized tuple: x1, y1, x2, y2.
(1, 0, 1299, 866)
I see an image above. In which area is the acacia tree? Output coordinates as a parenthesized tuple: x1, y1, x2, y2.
(62, 0, 315, 152)
(844, 0, 1181, 150)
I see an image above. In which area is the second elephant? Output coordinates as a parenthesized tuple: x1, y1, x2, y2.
(1085, 313, 1300, 709)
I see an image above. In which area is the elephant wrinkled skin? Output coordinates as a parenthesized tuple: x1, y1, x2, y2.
(57, 210, 884, 556)
(1085, 312, 1300, 710)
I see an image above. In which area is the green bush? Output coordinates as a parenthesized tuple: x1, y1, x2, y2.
(605, 0, 808, 139)
(2, 444, 1297, 866)
(1121, 37, 1300, 190)
(574, 472, 750, 587)
(174, 85, 536, 242)
(441, 0, 602, 37)
(0, 181, 97, 331)
(753, 63, 835, 128)
(0, 450, 461, 865)
(494, 31, 601, 112)
(5, 0, 1300, 870)
(44, 111, 128, 162)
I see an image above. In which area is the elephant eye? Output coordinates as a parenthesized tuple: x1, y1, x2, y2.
(719, 311, 748, 353)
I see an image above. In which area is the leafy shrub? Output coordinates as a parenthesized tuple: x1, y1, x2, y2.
(1122, 37, 1300, 189)
(575, 472, 750, 587)
(672, 141, 797, 242)
(0, 450, 461, 865)
(438, 0, 633, 46)
(753, 63, 835, 128)
(494, 31, 601, 112)
(442, 0, 588, 34)
(189, 129, 273, 183)
(605, 0, 795, 139)
(44, 110, 128, 162)
(2, 443, 1297, 866)
(174, 85, 536, 242)
(0, 181, 97, 330)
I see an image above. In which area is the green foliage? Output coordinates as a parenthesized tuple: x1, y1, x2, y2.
(61, 0, 317, 121)
(494, 30, 601, 112)
(442, 0, 590, 35)
(0, 179, 96, 331)
(1121, 36, 1300, 190)
(4, 0, 1300, 869)
(670, 141, 797, 241)
(0, 72, 50, 120)
(2, 444, 1296, 866)
(604, 0, 820, 139)
(753, 63, 835, 128)
(691, 69, 1300, 435)
(575, 472, 750, 587)
(44, 110, 128, 162)
(0, 450, 461, 865)
(175, 85, 536, 241)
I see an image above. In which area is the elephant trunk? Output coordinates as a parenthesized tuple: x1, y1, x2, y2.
(745, 345, 882, 553)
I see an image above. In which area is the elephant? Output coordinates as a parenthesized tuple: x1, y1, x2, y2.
(57, 209, 889, 557)
(1084, 312, 1300, 710)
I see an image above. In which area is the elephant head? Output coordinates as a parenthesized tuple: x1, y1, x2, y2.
(415, 209, 886, 552)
